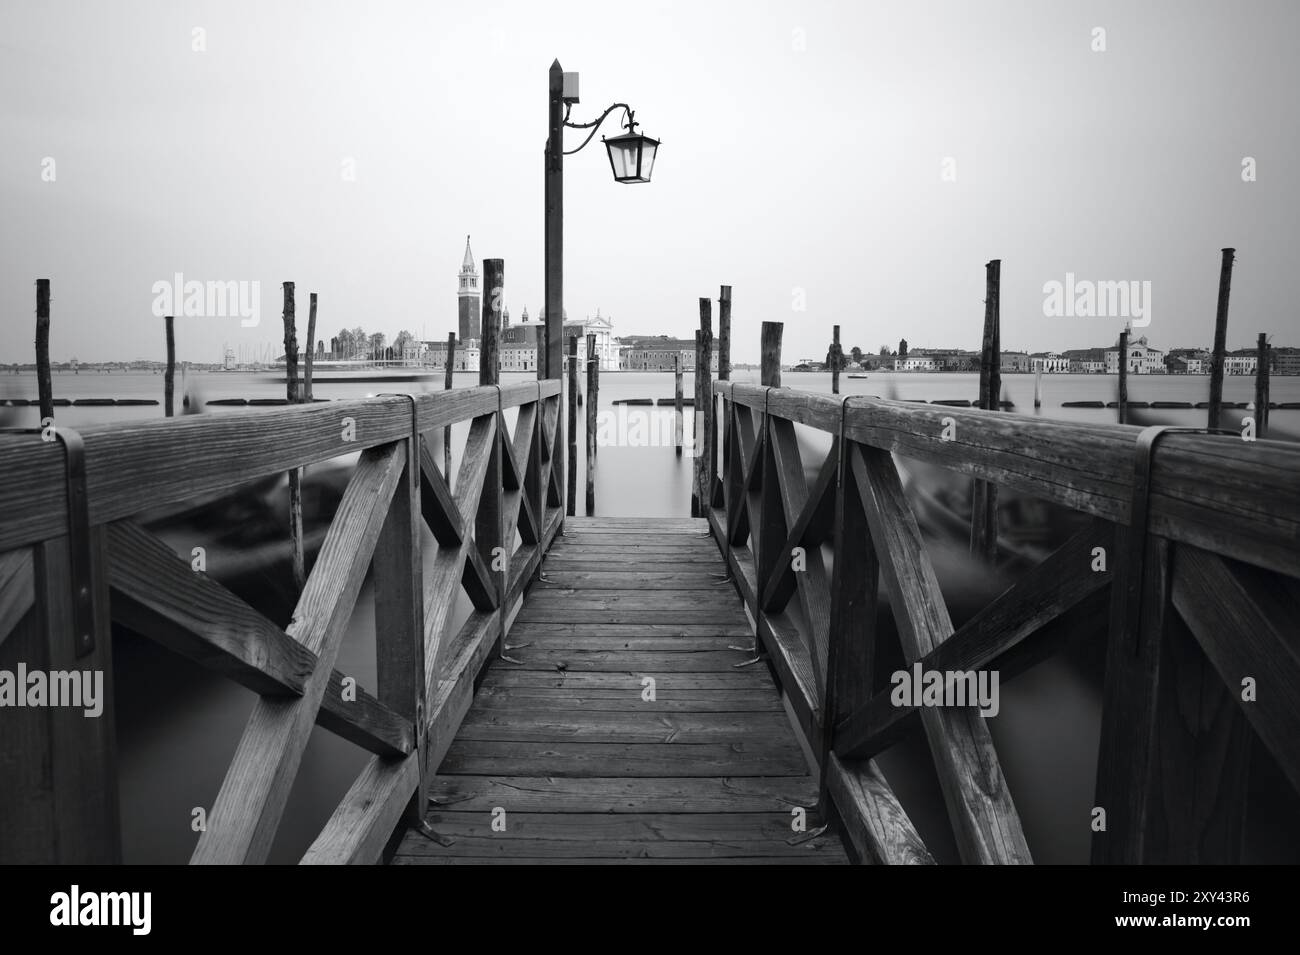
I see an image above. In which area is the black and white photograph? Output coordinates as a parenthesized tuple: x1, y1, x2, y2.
(0, 0, 1295, 928)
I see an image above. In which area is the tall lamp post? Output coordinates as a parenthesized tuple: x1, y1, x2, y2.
(543, 59, 659, 380)
(543, 59, 659, 522)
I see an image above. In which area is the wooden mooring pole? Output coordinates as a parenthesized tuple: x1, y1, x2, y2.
(36, 279, 53, 423)
(761, 320, 782, 388)
(692, 298, 714, 518)
(444, 332, 456, 477)
(585, 332, 598, 516)
(1117, 329, 1129, 425)
(718, 287, 731, 505)
(674, 355, 684, 457)
(718, 286, 731, 383)
(164, 315, 176, 417)
(567, 335, 578, 517)
(1207, 248, 1235, 430)
(970, 259, 1000, 563)
(1255, 332, 1270, 439)
(305, 293, 317, 402)
(830, 324, 842, 395)
(282, 282, 306, 591)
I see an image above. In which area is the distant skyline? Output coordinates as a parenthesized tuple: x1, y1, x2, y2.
(3, 1, 1298, 365)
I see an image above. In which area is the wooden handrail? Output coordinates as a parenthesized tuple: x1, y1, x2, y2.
(0, 382, 565, 864)
(715, 382, 1300, 578)
(708, 379, 1300, 865)
(0, 382, 559, 554)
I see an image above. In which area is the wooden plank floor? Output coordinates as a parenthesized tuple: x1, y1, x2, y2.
(392, 517, 849, 865)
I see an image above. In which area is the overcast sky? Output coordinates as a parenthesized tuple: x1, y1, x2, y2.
(2, 0, 1297, 364)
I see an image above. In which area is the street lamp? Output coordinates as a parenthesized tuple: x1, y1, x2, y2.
(543, 59, 658, 380)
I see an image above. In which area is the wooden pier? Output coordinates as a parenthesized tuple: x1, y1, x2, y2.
(2, 322, 1299, 865)
(394, 517, 846, 864)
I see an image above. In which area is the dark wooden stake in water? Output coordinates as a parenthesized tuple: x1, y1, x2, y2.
(970, 259, 1000, 563)
(585, 332, 598, 516)
(761, 321, 783, 388)
(693, 299, 714, 518)
(164, 315, 176, 418)
(1207, 247, 1235, 430)
(717, 286, 732, 505)
(977, 259, 1002, 409)
(282, 282, 306, 591)
(566, 335, 578, 518)
(718, 286, 732, 383)
(444, 332, 456, 477)
(831, 324, 842, 395)
(304, 293, 317, 402)
(35, 279, 53, 423)
(481, 260, 502, 386)
(1117, 329, 1129, 425)
(283, 282, 299, 402)
(674, 355, 684, 457)
(1255, 332, 1270, 439)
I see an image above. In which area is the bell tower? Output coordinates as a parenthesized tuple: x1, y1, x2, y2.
(458, 235, 480, 342)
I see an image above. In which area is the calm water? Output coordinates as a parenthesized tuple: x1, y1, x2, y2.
(4, 369, 1296, 863)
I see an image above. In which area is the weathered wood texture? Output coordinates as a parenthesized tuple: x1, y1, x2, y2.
(715, 383, 1300, 578)
(392, 518, 849, 865)
(0, 381, 557, 553)
(2, 380, 565, 866)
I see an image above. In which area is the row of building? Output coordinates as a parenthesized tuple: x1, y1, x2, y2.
(409, 237, 722, 373)
(346, 240, 1297, 378)
(877, 336, 1294, 375)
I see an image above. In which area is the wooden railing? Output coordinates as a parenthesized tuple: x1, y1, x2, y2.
(709, 378, 1300, 865)
(0, 380, 563, 863)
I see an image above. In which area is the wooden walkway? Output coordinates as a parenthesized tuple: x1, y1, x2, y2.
(392, 517, 849, 864)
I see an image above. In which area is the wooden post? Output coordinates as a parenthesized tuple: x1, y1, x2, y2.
(755, 322, 785, 647)
(717, 286, 732, 509)
(566, 335, 578, 517)
(718, 286, 731, 382)
(373, 414, 427, 824)
(1033, 369, 1042, 409)
(481, 260, 502, 385)
(760, 321, 783, 389)
(305, 293, 317, 402)
(35, 279, 53, 423)
(692, 299, 714, 518)
(444, 333, 456, 477)
(585, 332, 598, 516)
(479, 259, 504, 612)
(820, 438, 878, 814)
(674, 355, 684, 457)
(1207, 248, 1235, 430)
(831, 324, 842, 395)
(970, 260, 1000, 563)
(978, 260, 1002, 410)
(283, 282, 299, 403)
(1118, 330, 1130, 425)
(164, 315, 176, 417)
(33, 534, 121, 861)
(282, 282, 306, 591)
(1254, 333, 1269, 439)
